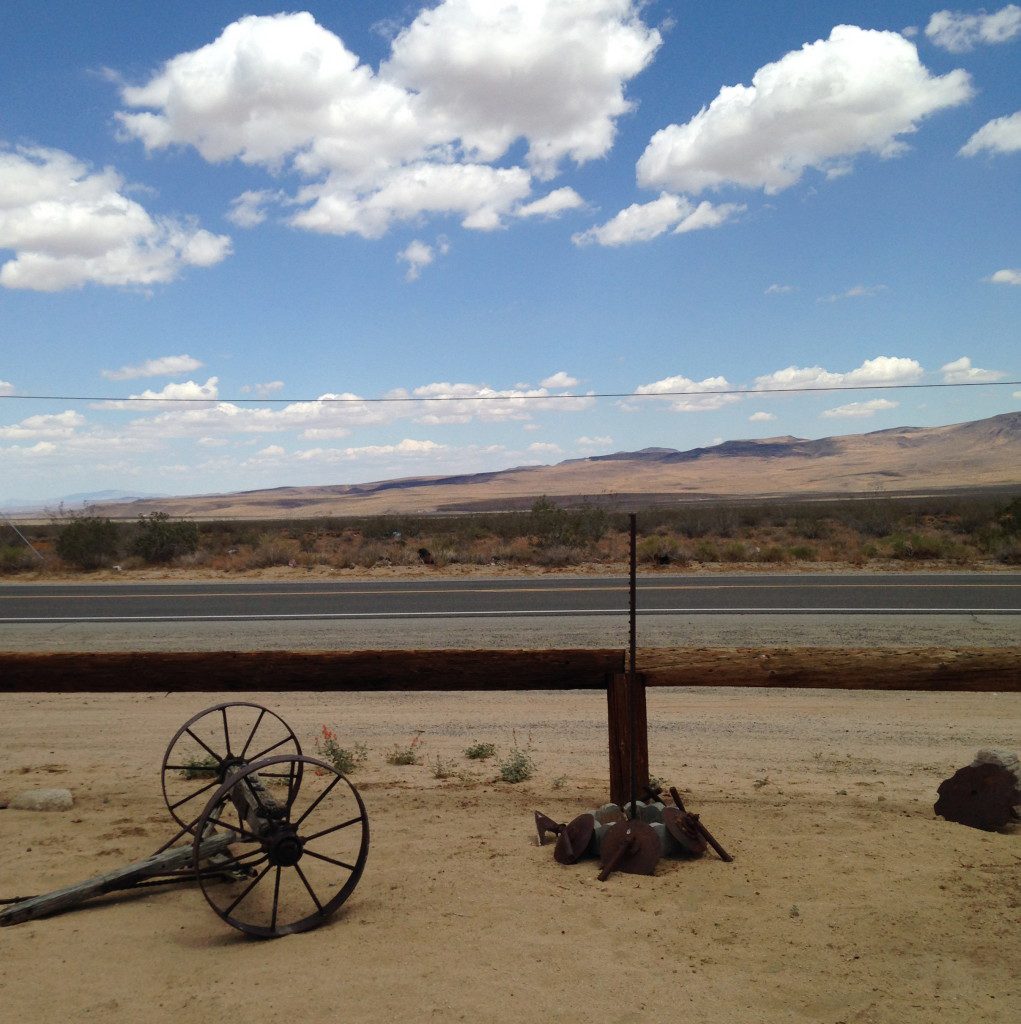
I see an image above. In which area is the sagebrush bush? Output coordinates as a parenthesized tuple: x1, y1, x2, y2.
(498, 746, 536, 783)
(132, 512, 199, 563)
(56, 513, 119, 569)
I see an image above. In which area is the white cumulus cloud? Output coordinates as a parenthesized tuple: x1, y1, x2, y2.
(940, 356, 1005, 383)
(754, 356, 924, 391)
(94, 377, 220, 410)
(820, 284, 889, 302)
(634, 374, 741, 412)
(0, 380, 14, 396)
(540, 371, 579, 388)
(0, 146, 230, 291)
(748, 411, 776, 422)
(516, 187, 585, 218)
(988, 267, 1021, 284)
(102, 354, 204, 381)
(397, 239, 435, 281)
(572, 193, 743, 246)
(959, 110, 1021, 156)
(925, 5, 1021, 51)
(636, 26, 972, 195)
(821, 398, 899, 418)
(116, 4, 660, 239)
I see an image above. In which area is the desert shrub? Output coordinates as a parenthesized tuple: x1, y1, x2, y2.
(694, 540, 720, 562)
(996, 539, 1021, 565)
(386, 733, 424, 765)
(0, 544, 39, 572)
(431, 756, 457, 779)
(533, 544, 584, 567)
(756, 544, 789, 563)
(498, 745, 536, 783)
(131, 512, 199, 564)
(528, 496, 608, 548)
(789, 544, 816, 560)
(315, 726, 367, 774)
(720, 541, 748, 562)
(246, 536, 297, 568)
(889, 533, 945, 560)
(998, 497, 1021, 535)
(464, 741, 496, 760)
(637, 535, 686, 565)
(56, 513, 120, 569)
(178, 754, 219, 779)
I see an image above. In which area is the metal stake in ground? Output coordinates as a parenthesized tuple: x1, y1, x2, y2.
(628, 512, 638, 822)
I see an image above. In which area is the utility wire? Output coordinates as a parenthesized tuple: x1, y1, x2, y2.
(0, 379, 1018, 404)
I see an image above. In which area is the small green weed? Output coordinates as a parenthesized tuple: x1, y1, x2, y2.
(180, 754, 219, 780)
(498, 738, 535, 783)
(431, 756, 457, 779)
(386, 732, 424, 766)
(463, 740, 497, 760)
(315, 725, 367, 774)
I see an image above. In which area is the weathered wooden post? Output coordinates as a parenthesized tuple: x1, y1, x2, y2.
(607, 513, 649, 805)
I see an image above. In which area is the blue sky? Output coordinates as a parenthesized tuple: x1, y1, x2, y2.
(0, 1, 1018, 503)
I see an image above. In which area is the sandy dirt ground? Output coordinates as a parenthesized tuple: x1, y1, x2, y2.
(1, 688, 1018, 1024)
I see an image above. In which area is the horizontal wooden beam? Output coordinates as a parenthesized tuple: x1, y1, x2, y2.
(0, 649, 625, 693)
(1, 647, 1015, 693)
(639, 647, 1021, 692)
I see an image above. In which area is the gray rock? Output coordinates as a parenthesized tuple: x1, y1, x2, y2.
(11, 788, 73, 811)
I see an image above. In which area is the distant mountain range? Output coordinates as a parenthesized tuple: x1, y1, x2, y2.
(64, 411, 1021, 520)
(0, 490, 166, 514)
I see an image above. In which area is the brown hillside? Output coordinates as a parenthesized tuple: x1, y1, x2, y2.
(93, 412, 1021, 518)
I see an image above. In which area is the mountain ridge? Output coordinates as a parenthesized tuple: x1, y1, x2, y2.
(71, 411, 1021, 519)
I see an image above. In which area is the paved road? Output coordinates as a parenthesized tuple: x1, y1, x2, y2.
(0, 573, 1018, 621)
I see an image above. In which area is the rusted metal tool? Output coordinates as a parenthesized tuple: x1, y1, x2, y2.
(668, 787, 733, 862)
(1, 702, 369, 938)
(597, 819, 660, 880)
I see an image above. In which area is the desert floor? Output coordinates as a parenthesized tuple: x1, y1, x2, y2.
(1, 687, 1018, 1024)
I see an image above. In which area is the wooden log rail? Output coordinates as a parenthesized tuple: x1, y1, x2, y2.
(2, 646, 1018, 805)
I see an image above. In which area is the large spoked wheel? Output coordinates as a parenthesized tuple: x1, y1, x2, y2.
(193, 755, 369, 938)
(162, 703, 303, 836)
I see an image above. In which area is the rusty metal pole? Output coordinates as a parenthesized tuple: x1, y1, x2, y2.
(628, 513, 638, 819)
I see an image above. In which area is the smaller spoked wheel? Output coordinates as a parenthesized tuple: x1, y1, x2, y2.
(162, 702, 302, 836)
(193, 755, 369, 938)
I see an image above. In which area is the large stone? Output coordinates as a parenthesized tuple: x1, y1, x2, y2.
(11, 788, 74, 811)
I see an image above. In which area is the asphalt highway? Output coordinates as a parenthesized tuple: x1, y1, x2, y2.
(1, 573, 1018, 622)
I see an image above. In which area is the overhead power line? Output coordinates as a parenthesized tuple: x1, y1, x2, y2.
(0, 378, 1017, 404)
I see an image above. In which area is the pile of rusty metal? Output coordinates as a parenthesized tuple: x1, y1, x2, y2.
(535, 786, 732, 881)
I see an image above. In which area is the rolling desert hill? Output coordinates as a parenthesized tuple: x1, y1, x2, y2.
(91, 411, 1021, 519)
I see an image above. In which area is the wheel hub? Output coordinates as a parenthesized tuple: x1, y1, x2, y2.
(266, 829, 304, 867)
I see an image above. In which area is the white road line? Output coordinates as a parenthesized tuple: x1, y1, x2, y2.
(1, 607, 1018, 623)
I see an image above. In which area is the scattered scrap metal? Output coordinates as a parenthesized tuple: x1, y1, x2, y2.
(0, 702, 369, 937)
(535, 786, 733, 881)
(935, 749, 1021, 832)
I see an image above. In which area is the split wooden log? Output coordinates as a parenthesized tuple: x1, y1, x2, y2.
(0, 830, 238, 927)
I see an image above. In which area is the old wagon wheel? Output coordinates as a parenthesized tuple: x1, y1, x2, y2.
(162, 703, 303, 836)
(193, 754, 369, 938)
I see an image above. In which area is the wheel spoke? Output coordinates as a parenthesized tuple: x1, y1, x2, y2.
(246, 734, 294, 763)
(270, 866, 282, 932)
(185, 728, 223, 763)
(239, 708, 267, 759)
(169, 778, 218, 811)
(302, 815, 364, 844)
(293, 775, 342, 828)
(285, 760, 298, 809)
(221, 707, 232, 758)
(223, 863, 272, 917)
(202, 813, 262, 845)
(303, 848, 358, 872)
(294, 863, 323, 912)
